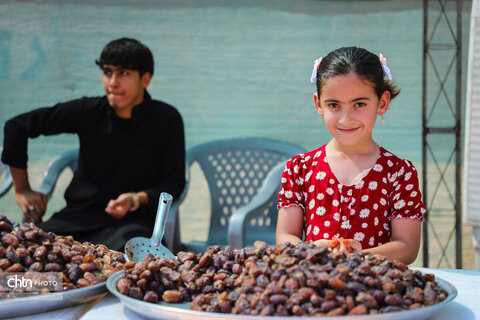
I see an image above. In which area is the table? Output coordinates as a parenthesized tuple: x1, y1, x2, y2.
(10, 268, 480, 320)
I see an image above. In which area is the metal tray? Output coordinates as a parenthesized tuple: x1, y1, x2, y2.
(0, 274, 115, 318)
(106, 271, 458, 320)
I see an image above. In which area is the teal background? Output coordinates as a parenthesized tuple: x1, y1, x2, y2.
(0, 0, 474, 267)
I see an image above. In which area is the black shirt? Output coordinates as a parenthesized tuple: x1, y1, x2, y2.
(2, 91, 185, 230)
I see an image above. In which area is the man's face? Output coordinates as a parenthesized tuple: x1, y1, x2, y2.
(101, 65, 151, 118)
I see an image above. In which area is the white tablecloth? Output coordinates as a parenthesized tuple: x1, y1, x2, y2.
(9, 268, 480, 320)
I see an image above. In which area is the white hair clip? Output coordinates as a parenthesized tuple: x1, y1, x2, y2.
(379, 53, 392, 80)
(310, 57, 323, 83)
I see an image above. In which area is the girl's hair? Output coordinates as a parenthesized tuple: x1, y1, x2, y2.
(315, 46, 400, 100)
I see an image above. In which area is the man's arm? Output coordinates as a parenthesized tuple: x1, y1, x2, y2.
(9, 166, 47, 223)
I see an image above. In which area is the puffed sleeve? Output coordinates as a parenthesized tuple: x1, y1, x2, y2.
(388, 159, 426, 221)
(277, 155, 306, 212)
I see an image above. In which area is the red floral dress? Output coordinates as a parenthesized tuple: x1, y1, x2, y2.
(277, 144, 426, 249)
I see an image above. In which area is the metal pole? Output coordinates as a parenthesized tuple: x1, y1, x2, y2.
(455, 0, 463, 269)
(422, 0, 430, 268)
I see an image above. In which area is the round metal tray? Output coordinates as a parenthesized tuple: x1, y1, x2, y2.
(106, 271, 458, 320)
(0, 274, 114, 318)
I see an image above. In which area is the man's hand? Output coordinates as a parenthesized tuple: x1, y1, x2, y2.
(15, 189, 47, 224)
(105, 193, 133, 219)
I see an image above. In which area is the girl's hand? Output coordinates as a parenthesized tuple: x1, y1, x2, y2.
(313, 237, 362, 255)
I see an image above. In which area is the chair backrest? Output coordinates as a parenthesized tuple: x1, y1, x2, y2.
(38, 148, 79, 199)
(0, 147, 13, 198)
(185, 137, 305, 246)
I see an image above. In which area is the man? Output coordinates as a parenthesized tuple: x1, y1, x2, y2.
(1, 38, 185, 251)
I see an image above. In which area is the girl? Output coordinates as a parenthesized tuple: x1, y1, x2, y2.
(276, 46, 425, 264)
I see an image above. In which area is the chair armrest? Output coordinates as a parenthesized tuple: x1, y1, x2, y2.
(38, 149, 79, 199)
(228, 161, 286, 248)
(0, 167, 12, 198)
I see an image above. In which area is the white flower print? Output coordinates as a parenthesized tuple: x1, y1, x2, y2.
(374, 217, 379, 226)
(408, 201, 414, 206)
(333, 212, 340, 221)
(326, 188, 334, 195)
(323, 233, 329, 238)
(398, 167, 405, 177)
(303, 192, 308, 200)
(410, 191, 418, 197)
(317, 193, 325, 200)
(369, 237, 375, 246)
(305, 171, 313, 182)
(306, 225, 311, 235)
(387, 160, 393, 167)
(383, 177, 387, 184)
(350, 208, 356, 215)
(323, 156, 328, 163)
(296, 177, 304, 185)
(421, 208, 426, 214)
(309, 185, 315, 193)
(389, 173, 397, 183)
(405, 184, 414, 191)
(288, 168, 292, 175)
(332, 199, 339, 207)
(295, 192, 302, 201)
(342, 216, 347, 221)
(316, 206, 326, 216)
(373, 203, 379, 210)
(309, 199, 315, 209)
(380, 198, 387, 206)
(281, 177, 287, 183)
(361, 195, 369, 202)
(314, 151, 322, 158)
(341, 220, 352, 229)
(316, 171, 327, 180)
(324, 220, 331, 227)
(393, 181, 399, 188)
(393, 193, 400, 201)
(378, 242, 383, 246)
(312, 161, 317, 166)
(279, 189, 285, 195)
(378, 231, 383, 236)
(384, 152, 393, 157)
(362, 223, 368, 228)
(354, 232, 365, 241)
(347, 189, 353, 196)
(369, 181, 378, 190)
(384, 210, 388, 217)
(310, 213, 314, 219)
(373, 164, 383, 172)
(294, 165, 299, 173)
(405, 172, 412, 181)
(334, 233, 340, 238)
(305, 156, 311, 162)
(393, 200, 405, 210)
(285, 190, 293, 199)
(360, 209, 370, 218)
(313, 226, 320, 235)
(355, 180, 365, 189)
(329, 179, 335, 184)
(383, 223, 390, 231)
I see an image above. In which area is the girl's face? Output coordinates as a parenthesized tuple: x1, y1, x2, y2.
(313, 72, 390, 149)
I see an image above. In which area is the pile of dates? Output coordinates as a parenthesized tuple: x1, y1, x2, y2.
(0, 215, 125, 297)
(117, 241, 448, 316)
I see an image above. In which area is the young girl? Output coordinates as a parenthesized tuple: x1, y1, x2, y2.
(276, 46, 426, 264)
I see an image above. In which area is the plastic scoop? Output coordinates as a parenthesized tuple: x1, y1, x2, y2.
(124, 192, 175, 262)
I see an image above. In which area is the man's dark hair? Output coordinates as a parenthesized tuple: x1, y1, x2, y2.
(95, 38, 154, 77)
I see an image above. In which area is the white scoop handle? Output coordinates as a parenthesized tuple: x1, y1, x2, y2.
(150, 192, 173, 247)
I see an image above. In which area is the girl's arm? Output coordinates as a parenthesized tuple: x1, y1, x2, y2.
(276, 206, 304, 245)
(363, 218, 421, 264)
